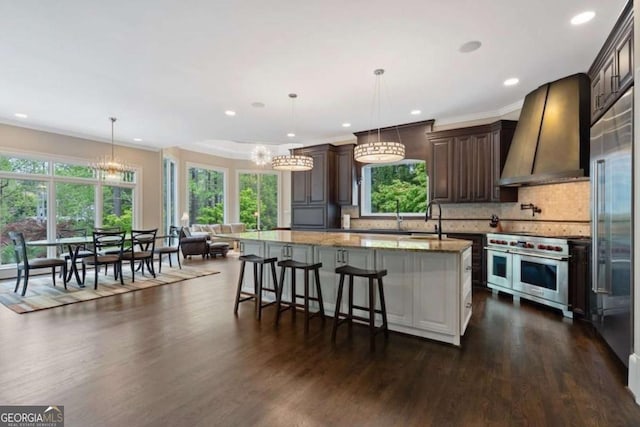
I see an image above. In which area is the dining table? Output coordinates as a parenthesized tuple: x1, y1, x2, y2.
(27, 234, 170, 287)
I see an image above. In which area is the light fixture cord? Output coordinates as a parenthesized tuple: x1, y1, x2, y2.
(110, 117, 116, 161)
(380, 77, 403, 145)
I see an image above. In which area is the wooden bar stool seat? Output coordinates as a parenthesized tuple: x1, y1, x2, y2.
(332, 265, 389, 351)
(275, 259, 325, 333)
(234, 254, 278, 320)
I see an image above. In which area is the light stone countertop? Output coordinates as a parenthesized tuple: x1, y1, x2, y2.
(223, 230, 472, 253)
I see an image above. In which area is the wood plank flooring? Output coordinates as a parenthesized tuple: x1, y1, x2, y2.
(0, 256, 639, 426)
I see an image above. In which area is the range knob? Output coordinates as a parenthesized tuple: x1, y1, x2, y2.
(554, 246, 563, 252)
(526, 243, 534, 249)
(537, 244, 545, 249)
(510, 241, 517, 246)
(490, 239, 496, 243)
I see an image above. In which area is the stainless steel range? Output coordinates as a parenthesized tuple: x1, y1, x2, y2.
(485, 233, 572, 318)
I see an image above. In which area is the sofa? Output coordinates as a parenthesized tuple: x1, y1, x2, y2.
(188, 223, 246, 248)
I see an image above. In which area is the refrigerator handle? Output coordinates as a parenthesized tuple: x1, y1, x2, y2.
(593, 159, 609, 294)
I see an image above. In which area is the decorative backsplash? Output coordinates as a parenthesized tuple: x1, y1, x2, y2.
(342, 180, 591, 236)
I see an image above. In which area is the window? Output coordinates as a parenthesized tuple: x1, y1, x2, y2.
(162, 158, 177, 233)
(360, 159, 428, 216)
(238, 172, 278, 230)
(187, 165, 225, 224)
(0, 154, 139, 269)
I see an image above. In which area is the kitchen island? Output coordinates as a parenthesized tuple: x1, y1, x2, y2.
(228, 230, 473, 346)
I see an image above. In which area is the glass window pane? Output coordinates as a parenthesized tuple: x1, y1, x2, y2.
(0, 179, 48, 264)
(56, 182, 95, 236)
(188, 167, 224, 224)
(239, 173, 278, 231)
(0, 155, 48, 174)
(362, 160, 428, 215)
(102, 186, 133, 232)
(54, 162, 95, 178)
(162, 159, 177, 233)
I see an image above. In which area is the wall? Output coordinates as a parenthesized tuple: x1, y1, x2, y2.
(0, 122, 163, 230)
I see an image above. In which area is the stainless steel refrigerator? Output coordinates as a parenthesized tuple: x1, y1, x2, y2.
(591, 87, 633, 367)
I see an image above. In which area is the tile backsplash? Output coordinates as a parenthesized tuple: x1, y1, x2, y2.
(342, 180, 591, 236)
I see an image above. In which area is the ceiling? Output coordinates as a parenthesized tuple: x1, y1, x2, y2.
(0, 0, 628, 159)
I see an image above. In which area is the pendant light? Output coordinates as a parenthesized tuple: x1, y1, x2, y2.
(91, 117, 132, 180)
(353, 69, 405, 163)
(272, 93, 314, 171)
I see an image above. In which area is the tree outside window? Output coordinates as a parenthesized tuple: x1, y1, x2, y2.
(239, 172, 278, 230)
(188, 166, 225, 224)
(361, 160, 428, 216)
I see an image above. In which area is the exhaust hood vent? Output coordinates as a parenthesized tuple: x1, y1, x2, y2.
(499, 73, 590, 186)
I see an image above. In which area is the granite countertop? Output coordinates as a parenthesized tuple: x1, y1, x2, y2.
(223, 230, 472, 253)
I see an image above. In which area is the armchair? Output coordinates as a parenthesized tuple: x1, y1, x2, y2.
(179, 227, 209, 259)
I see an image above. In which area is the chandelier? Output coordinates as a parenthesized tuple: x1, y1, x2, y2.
(353, 69, 406, 163)
(271, 93, 314, 171)
(91, 117, 132, 180)
(251, 145, 272, 166)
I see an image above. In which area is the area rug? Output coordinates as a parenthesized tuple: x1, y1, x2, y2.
(0, 260, 220, 314)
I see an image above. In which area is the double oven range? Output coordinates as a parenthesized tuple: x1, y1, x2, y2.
(485, 233, 572, 318)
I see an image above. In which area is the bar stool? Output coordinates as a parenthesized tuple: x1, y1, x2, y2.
(234, 254, 278, 320)
(275, 260, 325, 333)
(332, 265, 389, 351)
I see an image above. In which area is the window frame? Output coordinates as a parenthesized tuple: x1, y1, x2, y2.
(359, 158, 428, 218)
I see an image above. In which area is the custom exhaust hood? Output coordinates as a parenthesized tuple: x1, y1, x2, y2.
(499, 73, 590, 186)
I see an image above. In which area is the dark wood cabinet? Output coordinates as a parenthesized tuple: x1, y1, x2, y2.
(448, 233, 486, 288)
(428, 121, 517, 203)
(589, 2, 633, 124)
(568, 240, 591, 317)
(291, 145, 339, 229)
(430, 137, 455, 202)
(336, 145, 355, 206)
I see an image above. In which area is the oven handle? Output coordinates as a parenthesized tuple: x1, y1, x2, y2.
(483, 247, 509, 253)
(510, 251, 569, 262)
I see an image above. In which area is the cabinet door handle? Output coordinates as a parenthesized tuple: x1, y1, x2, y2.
(344, 250, 349, 264)
(239, 242, 244, 254)
(465, 265, 472, 271)
(466, 302, 472, 309)
(611, 74, 619, 93)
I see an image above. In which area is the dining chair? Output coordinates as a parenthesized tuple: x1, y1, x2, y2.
(122, 228, 157, 282)
(8, 231, 68, 296)
(94, 226, 123, 274)
(83, 230, 126, 289)
(57, 227, 94, 284)
(154, 225, 182, 273)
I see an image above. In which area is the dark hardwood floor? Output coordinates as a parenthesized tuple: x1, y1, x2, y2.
(1, 256, 639, 426)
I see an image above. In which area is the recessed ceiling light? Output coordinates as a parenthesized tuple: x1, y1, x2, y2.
(287, 132, 296, 138)
(342, 123, 351, 128)
(225, 110, 236, 116)
(459, 40, 482, 53)
(410, 110, 421, 115)
(571, 11, 595, 26)
(503, 78, 519, 87)
(14, 113, 28, 119)
(251, 102, 265, 108)
(133, 138, 143, 142)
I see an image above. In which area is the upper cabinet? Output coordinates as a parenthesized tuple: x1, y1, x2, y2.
(589, 2, 633, 124)
(336, 145, 355, 206)
(428, 121, 518, 203)
(291, 145, 340, 229)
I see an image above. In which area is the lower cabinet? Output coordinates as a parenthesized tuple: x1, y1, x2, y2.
(314, 246, 375, 316)
(568, 240, 591, 317)
(264, 242, 314, 304)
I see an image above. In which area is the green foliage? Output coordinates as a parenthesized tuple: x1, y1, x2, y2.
(188, 167, 224, 224)
(103, 210, 133, 232)
(196, 205, 224, 224)
(369, 161, 428, 214)
(238, 173, 277, 230)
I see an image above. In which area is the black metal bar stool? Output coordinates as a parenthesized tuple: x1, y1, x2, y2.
(332, 265, 389, 351)
(234, 254, 278, 320)
(275, 260, 325, 333)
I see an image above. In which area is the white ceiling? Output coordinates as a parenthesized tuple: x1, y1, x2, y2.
(0, 0, 628, 159)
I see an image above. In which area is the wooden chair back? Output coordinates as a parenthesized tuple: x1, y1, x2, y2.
(8, 231, 29, 268)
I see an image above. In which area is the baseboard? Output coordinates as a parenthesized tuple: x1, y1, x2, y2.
(629, 353, 640, 404)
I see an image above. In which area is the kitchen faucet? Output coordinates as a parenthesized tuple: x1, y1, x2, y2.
(425, 200, 442, 240)
(395, 199, 403, 230)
